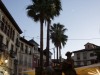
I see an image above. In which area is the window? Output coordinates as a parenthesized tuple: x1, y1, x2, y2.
(16, 38, 19, 47)
(2, 17, 5, 23)
(19, 54, 23, 65)
(7, 25, 10, 37)
(25, 45, 28, 53)
(87, 45, 89, 48)
(8, 25, 11, 37)
(0, 35, 3, 51)
(6, 39, 9, 48)
(24, 56, 27, 66)
(1, 21, 4, 31)
(15, 48, 17, 55)
(83, 61, 87, 66)
(83, 52, 87, 59)
(12, 30, 15, 41)
(11, 44, 14, 51)
(28, 57, 32, 67)
(0, 20, 2, 28)
(29, 51, 31, 55)
(0, 11, 2, 20)
(29, 48, 31, 55)
(90, 53, 94, 57)
(0, 35, 3, 49)
(76, 53, 80, 60)
(21, 43, 23, 51)
(5, 21, 8, 25)
(10, 28, 12, 39)
(0, 35, 3, 43)
(4, 25, 7, 34)
(90, 59, 95, 64)
(77, 62, 81, 67)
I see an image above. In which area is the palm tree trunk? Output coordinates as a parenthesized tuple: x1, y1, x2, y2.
(59, 48, 61, 62)
(57, 47, 59, 62)
(53, 48, 55, 66)
(46, 19, 51, 66)
(40, 20, 43, 70)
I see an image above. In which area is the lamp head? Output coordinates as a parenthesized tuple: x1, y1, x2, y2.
(4, 59, 8, 64)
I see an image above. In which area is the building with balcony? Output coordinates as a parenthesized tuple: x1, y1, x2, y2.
(29, 39, 53, 67)
(73, 42, 100, 67)
(43, 49, 52, 66)
(18, 37, 34, 75)
(29, 39, 40, 68)
(0, 0, 22, 75)
(0, 1, 53, 75)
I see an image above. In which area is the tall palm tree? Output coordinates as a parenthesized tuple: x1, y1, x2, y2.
(45, 0, 62, 66)
(26, 0, 62, 68)
(50, 23, 68, 62)
(26, 0, 49, 70)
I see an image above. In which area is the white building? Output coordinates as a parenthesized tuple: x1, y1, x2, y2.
(73, 42, 99, 67)
(18, 37, 34, 75)
(29, 39, 40, 68)
(0, 1, 53, 75)
(18, 38, 52, 75)
(0, 0, 22, 75)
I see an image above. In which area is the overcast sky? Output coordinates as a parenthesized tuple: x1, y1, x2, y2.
(2, 0, 100, 58)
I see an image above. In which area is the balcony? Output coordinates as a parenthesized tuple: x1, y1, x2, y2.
(0, 43, 7, 52)
(18, 60, 23, 65)
(16, 38, 20, 47)
(9, 50, 16, 58)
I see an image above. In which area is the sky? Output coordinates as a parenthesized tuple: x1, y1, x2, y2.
(2, 0, 100, 59)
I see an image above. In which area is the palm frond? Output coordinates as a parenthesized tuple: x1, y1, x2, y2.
(50, 23, 68, 50)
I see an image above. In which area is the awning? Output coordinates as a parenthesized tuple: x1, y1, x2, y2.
(75, 63, 100, 75)
(21, 70, 35, 75)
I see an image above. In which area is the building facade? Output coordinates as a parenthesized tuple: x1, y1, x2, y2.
(29, 39, 40, 68)
(0, 0, 22, 75)
(73, 42, 99, 67)
(0, 1, 53, 75)
(18, 38, 50, 75)
(18, 37, 34, 75)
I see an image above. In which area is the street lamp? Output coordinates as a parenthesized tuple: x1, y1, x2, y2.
(0, 43, 11, 75)
(0, 58, 8, 66)
(0, 57, 9, 75)
(4, 59, 8, 64)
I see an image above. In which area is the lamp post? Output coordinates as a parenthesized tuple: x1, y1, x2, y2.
(4, 59, 8, 64)
(0, 57, 9, 75)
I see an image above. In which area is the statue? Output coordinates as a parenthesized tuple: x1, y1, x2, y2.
(62, 52, 77, 75)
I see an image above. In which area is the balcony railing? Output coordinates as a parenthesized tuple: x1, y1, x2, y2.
(16, 38, 20, 47)
(0, 43, 7, 52)
(9, 50, 16, 58)
(18, 60, 23, 65)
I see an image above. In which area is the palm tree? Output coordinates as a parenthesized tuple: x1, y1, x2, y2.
(26, 0, 48, 70)
(50, 23, 68, 62)
(45, 0, 62, 66)
(26, 0, 62, 68)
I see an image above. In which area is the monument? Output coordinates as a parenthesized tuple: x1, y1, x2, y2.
(62, 52, 77, 75)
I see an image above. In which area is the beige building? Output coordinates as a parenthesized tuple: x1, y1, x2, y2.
(18, 37, 34, 75)
(0, 0, 22, 75)
(73, 42, 99, 67)
(29, 39, 40, 68)
(0, 1, 52, 75)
